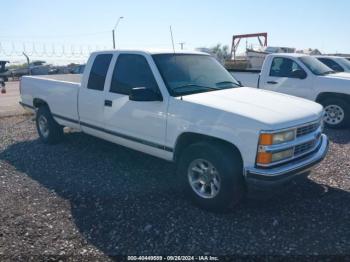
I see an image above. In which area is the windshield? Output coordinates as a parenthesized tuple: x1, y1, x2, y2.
(335, 57, 350, 71)
(152, 54, 241, 96)
(299, 56, 335, 75)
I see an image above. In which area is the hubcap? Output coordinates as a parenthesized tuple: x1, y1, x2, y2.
(324, 105, 345, 125)
(38, 115, 49, 138)
(188, 159, 221, 199)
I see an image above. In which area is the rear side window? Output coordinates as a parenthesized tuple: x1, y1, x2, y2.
(317, 58, 344, 72)
(87, 54, 113, 91)
(110, 54, 159, 95)
(270, 57, 304, 78)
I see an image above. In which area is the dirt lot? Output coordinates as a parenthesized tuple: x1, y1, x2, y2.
(0, 82, 26, 118)
(0, 115, 349, 260)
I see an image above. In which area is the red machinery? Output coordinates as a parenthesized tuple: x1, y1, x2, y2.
(231, 32, 268, 60)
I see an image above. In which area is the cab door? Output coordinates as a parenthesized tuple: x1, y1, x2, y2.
(261, 57, 313, 100)
(102, 53, 169, 158)
(78, 53, 113, 135)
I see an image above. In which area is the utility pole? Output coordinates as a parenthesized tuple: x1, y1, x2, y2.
(178, 42, 185, 50)
(112, 16, 124, 49)
(23, 52, 31, 75)
(112, 30, 116, 49)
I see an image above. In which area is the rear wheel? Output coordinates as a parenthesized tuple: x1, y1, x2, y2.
(177, 142, 245, 211)
(322, 98, 349, 129)
(36, 106, 63, 144)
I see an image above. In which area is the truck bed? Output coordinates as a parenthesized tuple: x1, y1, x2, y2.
(228, 69, 260, 88)
(29, 74, 82, 84)
(20, 74, 81, 125)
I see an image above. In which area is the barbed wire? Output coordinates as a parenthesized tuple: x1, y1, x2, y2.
(0, 31, 111, 40)
(0, 39, 196, 64)
(0, 41, 110, 59)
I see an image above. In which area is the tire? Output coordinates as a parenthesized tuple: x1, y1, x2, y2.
(35, 106, 63, 144)
(321, 98, 350, 129)
(177, 142, 245, 211)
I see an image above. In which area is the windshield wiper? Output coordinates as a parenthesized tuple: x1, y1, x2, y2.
(215, 81, 241, 87)
(173, 83, 219, 91)
(322, 70, 336, 75)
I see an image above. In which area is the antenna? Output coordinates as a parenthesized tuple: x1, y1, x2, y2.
(169, 26, 175, 54)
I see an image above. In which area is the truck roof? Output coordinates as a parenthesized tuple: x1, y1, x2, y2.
(267, 53, 309, 58)
(314, 55, 346, 59)
(91, 49, 209, 56)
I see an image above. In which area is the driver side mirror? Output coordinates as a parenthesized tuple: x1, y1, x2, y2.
(290, 69, 307, 79)
(129, 87, 163, 102)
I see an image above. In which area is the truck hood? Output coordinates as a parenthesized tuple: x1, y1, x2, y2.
(317, 73, 350, 94)
(181, 87, 323, 128)
(323, 72, 350, 80)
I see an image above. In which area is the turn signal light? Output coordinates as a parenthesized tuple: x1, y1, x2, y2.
(259, 134, 273, 145)
(256, 152, 272, 164)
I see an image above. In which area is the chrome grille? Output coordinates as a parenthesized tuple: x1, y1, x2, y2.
(257, 119, 323, 168)
(297, 122, 320, 137)
(294, 140, 316, 156)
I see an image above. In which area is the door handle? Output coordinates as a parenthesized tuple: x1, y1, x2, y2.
(104, 100, 112, 107)
(267, 81, 278, 85)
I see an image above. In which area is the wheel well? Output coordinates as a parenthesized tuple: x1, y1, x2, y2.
(173, 132, 242, 163)
(33, 98, 49, 109)
(316, 92, 350, 104)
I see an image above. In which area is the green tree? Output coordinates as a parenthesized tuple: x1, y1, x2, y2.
(210, 44, 230, 63)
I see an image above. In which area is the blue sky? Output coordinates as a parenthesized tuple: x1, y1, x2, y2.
(1, 0, 349, 63)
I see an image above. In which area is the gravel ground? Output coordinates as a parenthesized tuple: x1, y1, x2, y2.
(0, 115, 349, 260)
(0, 82, 27, 118)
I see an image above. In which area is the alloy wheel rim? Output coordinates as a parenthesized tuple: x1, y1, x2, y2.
(188, 159, 221, 199)
(38, 115, 49, 138)
(324, 105, 345, 125)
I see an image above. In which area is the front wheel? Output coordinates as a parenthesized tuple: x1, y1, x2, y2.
(177, 142, 245, 211)
(322, 98, 350, 129)
(36, 106, 64, 144)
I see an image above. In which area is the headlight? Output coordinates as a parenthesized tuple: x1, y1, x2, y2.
(256, 148, 294, 165)
(256, 129, 296, 165)
(259, 130, 295, 145)
(271, 149, 294, 162)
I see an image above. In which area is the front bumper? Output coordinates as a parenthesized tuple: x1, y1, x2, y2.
(245, 134, 329, 189)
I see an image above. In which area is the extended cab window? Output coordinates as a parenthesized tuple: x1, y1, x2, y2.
(110, 54, 159, 95)
(270, 57, 304, 78)
(87, 54, 113, 91)
(317, 58, 344, 72)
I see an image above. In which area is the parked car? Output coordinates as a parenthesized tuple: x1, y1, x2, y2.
(48, 68, 60, 75)
(230, 54, 350, 128)
(315, 56, 350, 73)
(70, 64, 85, 74)
(19, 50, 328, 211)
(10, 61, 50, 78)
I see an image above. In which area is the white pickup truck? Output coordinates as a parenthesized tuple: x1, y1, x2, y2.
(315, 55, 350, 73)
(231, 53, 350, 128)
(20, 50, 328, 211)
